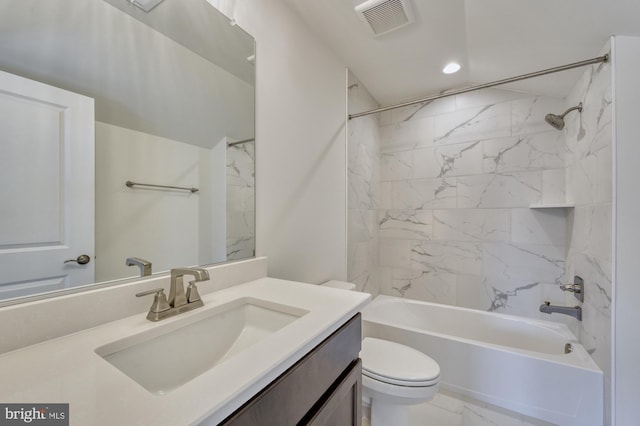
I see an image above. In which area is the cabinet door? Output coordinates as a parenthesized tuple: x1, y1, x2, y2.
(220, 314, 361, 426)
(305, 359, 362, 426)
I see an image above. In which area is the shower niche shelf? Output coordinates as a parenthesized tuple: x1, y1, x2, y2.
(529, 203, 575, 209)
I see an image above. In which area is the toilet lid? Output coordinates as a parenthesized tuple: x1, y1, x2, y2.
(360, 338, 440, 387)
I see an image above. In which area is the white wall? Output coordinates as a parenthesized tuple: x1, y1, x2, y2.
(215, 0, 348, 283)
(612, 35, 640, 426)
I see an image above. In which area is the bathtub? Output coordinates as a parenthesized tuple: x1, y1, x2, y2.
(361, 295, 603, 426)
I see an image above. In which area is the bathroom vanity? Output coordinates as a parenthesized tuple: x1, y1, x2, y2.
(220, 314, 362, 425)
(0, 277, 370, 425)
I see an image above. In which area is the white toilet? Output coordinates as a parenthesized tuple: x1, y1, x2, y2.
(320, 281, 441, 426)
(360, 337, 440, 426)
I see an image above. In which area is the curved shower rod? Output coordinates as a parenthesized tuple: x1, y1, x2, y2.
(348, 54, 609, 120)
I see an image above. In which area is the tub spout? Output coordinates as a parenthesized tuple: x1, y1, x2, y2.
(539, 301, 582, 321)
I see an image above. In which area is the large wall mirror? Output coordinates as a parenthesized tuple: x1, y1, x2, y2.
(0, 0, 255, 304)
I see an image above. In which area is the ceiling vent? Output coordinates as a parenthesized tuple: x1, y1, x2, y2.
(355, 0, 415, 37)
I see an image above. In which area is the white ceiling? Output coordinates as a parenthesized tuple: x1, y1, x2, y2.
(0, 0, 255, 148)
(282, 0, 640, 105)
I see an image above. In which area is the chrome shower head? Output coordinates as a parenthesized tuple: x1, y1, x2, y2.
(545, 103, 583, 130)
(544, 113, 566, 130)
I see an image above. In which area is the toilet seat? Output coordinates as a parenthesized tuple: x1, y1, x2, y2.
(363, 369, 439, 387)
(360, 338, 440, 387)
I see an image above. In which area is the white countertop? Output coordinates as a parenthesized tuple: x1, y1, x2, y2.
(0, 278, 370, 425)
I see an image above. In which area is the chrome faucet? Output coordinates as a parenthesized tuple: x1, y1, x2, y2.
(169, 267, 210, 308)
(136, 267, 210, 321)
(539, 301, 582, 321)
(126, 257, 152, 277)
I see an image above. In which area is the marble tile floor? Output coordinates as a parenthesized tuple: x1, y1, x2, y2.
(362, 389, 554, 426)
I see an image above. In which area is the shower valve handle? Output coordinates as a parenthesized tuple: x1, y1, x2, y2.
(560, 283, 582, 293)
(560, 276, 584, 303)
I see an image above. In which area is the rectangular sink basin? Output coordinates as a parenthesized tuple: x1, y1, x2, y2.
(95, 297, 308, 395)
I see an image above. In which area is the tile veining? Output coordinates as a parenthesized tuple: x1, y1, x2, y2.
(436, 140, 482, 177)
(373, 87, 572, 319)
(392, 282, 412, 297)
(227, 141, 255, 261)
(379, 209, 432, 239)
(434, 104, 493, 143)
(488, 281, 540, 312)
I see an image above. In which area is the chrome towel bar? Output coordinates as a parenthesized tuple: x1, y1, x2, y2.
(125, 180, 199, 193)
(227, 137, 254, 147)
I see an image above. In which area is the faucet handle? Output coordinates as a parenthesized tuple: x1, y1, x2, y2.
(136, 288, 171, 313)
(560, 283, 581, 293)
(560, 276, 584, 302)
(136, 288, 164, 297)
(186, 281, 201, 303)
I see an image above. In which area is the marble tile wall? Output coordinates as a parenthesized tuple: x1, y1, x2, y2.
(563, 41, 612, 422)
(226, 140, 255, 260)
(376, 88, 568, 320)
(347, 71, 381, 295)
(349, 42, 612, 425)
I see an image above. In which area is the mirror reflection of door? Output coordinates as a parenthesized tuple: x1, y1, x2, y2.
(0, 0, 256, 304)
(0, 70, 95, 299)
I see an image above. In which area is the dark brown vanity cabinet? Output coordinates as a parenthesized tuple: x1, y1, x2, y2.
(221, 314, 362, 426)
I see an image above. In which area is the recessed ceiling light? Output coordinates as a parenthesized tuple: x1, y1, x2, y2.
(442, 62, 461, 74)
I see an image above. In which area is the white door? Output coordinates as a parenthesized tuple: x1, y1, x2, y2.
(0, 70, 95, 300)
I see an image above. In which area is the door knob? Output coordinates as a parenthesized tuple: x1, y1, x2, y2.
(64, 254, 91, 265)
